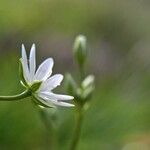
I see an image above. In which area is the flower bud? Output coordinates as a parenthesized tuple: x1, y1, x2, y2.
(73, 35, 87, 68)
(65, 73, 77, 95)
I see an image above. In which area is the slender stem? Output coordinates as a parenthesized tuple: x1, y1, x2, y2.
(0, 90, 31, 101)
(38, 108, 57, 150)
(70, 52, 86, 150)
(70, 107, 83, 150)
(78, 63, 85, 82)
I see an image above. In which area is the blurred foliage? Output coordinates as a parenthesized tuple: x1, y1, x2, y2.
(0, 0, 150, 150)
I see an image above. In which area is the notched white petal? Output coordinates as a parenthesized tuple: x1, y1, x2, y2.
(38, 93, 74, 107)
(21, 44, 30, 83)
(21, 44, 26, 58)
(34, 94, 55, 108)
(34, 58, 54, 81)
(52, 101, 74, 107)
(40, 74, 63, 91)
(40, 92, 74, 101)
(29, 44, 36, 81)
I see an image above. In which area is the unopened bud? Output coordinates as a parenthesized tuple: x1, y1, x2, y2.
(73, 35, 87, 68)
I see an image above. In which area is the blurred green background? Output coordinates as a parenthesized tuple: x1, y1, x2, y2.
(0, 0, 150, 149)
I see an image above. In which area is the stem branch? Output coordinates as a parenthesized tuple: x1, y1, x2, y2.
(70, 108, 83, 150)
(79, 65, 85, 82)
(0, 90, 31, 101)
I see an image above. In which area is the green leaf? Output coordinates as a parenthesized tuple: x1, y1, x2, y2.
(19, 59, 28, 87)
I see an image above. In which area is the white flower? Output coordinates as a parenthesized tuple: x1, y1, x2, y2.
(20, 44, 74, 107)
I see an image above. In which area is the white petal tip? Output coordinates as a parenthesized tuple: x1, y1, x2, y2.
(69, 96, 74, 100)
(21, 44, 26, 56)
(22, 44, 25, 49)
(57, 74, 63, 81)
(31, 43, 36, 49)
(67, 103, 75, 107)
(60, 95, 74, 100)
(57, 102, 75, 107)
(31, 44, 36, 50)
(66, 104, 75, 107)
(48, 58, 54, 65)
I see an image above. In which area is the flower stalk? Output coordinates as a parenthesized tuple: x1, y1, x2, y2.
(38, 108, 58, 150)
(0, 90, 31, 101)
(70, 107, 83, 150)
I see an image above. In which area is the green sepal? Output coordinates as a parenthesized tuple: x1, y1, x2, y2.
(74, 77, 95, 105)
(65, 73, 77, 95)
(19, 59, 28, 87)
(32, 95, 55, 108)
(82, 86, 95, 101)
(80, 75, 95, 101)
(30, 81, 42, 92)
(82, 75, 95, 89)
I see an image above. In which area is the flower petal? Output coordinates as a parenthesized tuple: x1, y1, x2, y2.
(34, 58, 54, 81)
(40, 74, 63, 91)
(29, 44, 36, 82)
(34, 94, 55, 108)
(38, 93, 74, 107)
(40, 92, 74, 101)
(50, 101, 74, 107)
(21, 44, 30, 83)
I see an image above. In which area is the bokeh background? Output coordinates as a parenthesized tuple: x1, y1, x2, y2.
(0, 0, 150, 149)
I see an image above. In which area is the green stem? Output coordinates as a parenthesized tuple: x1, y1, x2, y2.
(0, 90, 31, 101)
(70, 108, 83, 150)
(79, 66, 84, 82)
(38, 108, 57, 150)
